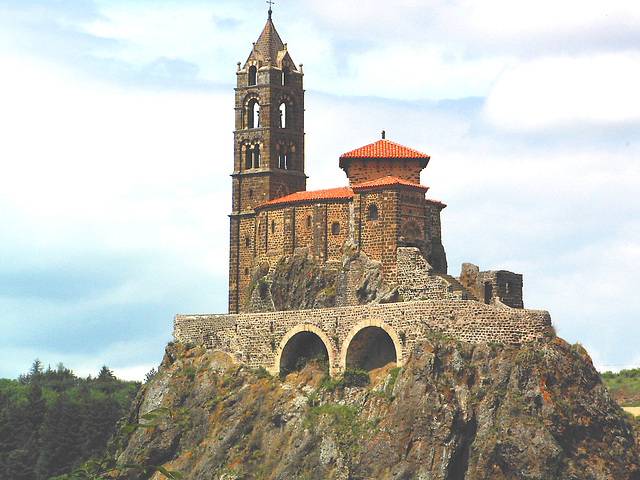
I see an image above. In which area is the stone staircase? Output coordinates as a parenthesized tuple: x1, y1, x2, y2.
(434, 273, 479, 301)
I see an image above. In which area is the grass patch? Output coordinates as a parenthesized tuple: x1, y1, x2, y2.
(320, 368, 370, 391)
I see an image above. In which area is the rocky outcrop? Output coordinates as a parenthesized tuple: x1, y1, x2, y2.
(246, 244, 398, 313)
(117, 337, 640, 480)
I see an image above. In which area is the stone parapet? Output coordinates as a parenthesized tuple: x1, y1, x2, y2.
(174, 298, 552, 376)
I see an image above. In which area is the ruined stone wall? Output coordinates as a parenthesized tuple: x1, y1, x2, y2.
(477, 270, 524, 309)
(174, 298, 552, 376)
(397, 247, 462, 302)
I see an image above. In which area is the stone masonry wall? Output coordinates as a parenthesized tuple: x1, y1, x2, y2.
(344, 159, 423, 185)
(174, 298, 551, 376)
(397, 247, 463, 302)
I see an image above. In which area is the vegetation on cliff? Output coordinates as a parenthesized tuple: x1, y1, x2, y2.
(116, 338, 640, 480)
(602, 368, 640, 407)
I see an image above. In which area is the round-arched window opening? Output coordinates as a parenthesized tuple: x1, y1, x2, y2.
(331, 221, 340, 235)
(247, 99, 260, 129)
(345, 326, 397, 371)
(271, 220, 275, 234)
(244, 267, 249, 275)
(249, 189, 253, 198)
(279, 102, 287, 128)
(368, 204, 379, 221)
(245, 236, 250, 247)
(306, 215, 312, 229)
(248, 65, 257, 86)
(279, 331, 329, 375)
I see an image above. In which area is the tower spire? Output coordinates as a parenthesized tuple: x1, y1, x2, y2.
(267, 0, 274, 19)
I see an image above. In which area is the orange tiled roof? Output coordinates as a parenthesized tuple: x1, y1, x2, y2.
(340, 139, 430, 160)
(255, 186, 353, 209)
(426, 199, 447, 208)
(352, 176, 429, 192)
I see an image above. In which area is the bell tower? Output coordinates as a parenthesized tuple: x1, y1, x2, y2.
(228, 9, 306, 313)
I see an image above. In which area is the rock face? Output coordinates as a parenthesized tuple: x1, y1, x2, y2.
(245, 245, 398, 313)
(117, 338, 640, 480)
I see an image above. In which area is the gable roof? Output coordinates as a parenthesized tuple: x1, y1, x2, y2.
(351, 175, 429, 192)
(339, 139, 430, 169)
(255, 186, 353, 210)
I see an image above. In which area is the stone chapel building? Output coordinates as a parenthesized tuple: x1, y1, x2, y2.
(228, 11, 448, 314)
(174, 10, 550, 376)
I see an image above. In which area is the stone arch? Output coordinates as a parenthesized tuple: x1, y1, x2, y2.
(274, 324, 335, 376)
(245, 96, 260, 129)
(277, 94, 295, 129)
(340, 319, 403, 372)
(279, 102, 287, 128)
(242, 141, 261, 169)
(276, 140, 295, 170)
(248, 65, 257, 85)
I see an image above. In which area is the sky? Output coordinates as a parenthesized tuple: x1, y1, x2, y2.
(1, 0, 639, 380)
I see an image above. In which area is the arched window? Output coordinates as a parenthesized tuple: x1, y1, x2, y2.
(248, 65, 257, 86)
(253, 145, 260, 168)
(279, 102, 287, 128)
(249, 189, 253, 198)
(306, 216, 311, 228)
(331, 222, 340, 235)
(271, 220, 275, 234)
(245, 145, 252, 169)
(368, 204, 379, 221)
(245, 236, 250, 247)
(282, 68, 288, 86)
(247, 99, 259, 129)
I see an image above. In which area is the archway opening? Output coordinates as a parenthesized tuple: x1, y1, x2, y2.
(345, 326, 397, 371)
(279, 331, 329, 375)
(248, 65, 257, 85)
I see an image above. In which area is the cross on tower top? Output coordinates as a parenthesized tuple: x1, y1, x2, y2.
(267, 0, 274, 18)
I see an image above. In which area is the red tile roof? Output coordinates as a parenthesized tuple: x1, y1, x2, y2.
(352, 176, 429, 192)
(254, 178, 444, 210)
(426, 199, 447, 208)
(340, 139, 430, 160)
(255, 186, 353, 209)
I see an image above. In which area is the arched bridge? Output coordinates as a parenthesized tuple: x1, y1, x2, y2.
(174, 299, 551, 376)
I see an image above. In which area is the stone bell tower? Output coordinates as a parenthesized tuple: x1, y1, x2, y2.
(228, 8, 306, 313)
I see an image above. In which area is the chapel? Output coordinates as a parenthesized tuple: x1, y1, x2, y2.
(228, 10, 448, 314)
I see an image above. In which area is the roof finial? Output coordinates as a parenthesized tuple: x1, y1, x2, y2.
(267, 0, 274, 19)
(381, 130, 386, 139)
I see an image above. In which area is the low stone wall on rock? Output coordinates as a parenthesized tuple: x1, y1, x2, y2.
(174, 298, 552, 376)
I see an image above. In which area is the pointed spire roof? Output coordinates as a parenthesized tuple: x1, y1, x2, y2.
(254, 13, 285, 64)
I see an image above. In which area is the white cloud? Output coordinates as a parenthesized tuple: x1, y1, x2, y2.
(1, 0, 640, 381)
(483, 53, 640, 131)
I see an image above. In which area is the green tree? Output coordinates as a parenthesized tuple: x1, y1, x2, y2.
(37, 395, 81, 479)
